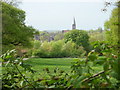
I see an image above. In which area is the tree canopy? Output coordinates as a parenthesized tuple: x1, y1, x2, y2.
(2, 2, 36, 53)
(64, 29, 91, 53)
(104, 5, 120, 55)
(104, 7, 119, 45)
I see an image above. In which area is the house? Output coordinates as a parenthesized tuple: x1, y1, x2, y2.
(34, 35, 40, 40)
(62, 30, 70, 33)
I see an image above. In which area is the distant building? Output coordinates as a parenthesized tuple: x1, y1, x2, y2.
(62, 30, 69, 33)
(48, 36, 54, 42)
(72, 17, 76, 30)
(62, 17, 77, 33)
(34, 17, 77, 41)
(34, 35, 40, 40)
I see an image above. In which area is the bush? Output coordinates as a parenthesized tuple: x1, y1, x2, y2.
(72, 46, 86, 57)
(34, 41, 51, 57)
(50, 40, 64, 57)
(34, 40, 86, 58)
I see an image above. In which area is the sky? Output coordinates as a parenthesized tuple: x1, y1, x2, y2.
(19, 0, 117, 31)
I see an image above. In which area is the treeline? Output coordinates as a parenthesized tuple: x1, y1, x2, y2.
(2, 1, 39, 54)
(30, 30, 92, 58)
(2, 0, 119, 58)
(31, 29, 105, 58)
(32, 40, 86, 58)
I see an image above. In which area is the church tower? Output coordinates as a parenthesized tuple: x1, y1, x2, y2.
(72, 17, 76, 30)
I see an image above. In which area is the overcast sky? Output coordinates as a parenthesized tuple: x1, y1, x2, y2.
(19, 0, 117, 31)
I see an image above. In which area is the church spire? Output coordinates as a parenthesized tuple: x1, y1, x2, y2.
(74, 17, 76, 25)
(72, 17, 76, 29)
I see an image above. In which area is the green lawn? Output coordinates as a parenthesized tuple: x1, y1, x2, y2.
(24, 58, 103, 75)
(24, 58, 79, 79)
(24, 58, 76, 73)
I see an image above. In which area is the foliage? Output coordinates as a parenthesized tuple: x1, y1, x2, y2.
(50, 40, 64, 57)
(62, 41, 82, 57)
(29, 40, 41, 56)
(39, 31, 50, 42)
(1, 50, 72, 89)
(2, 41, 120, 89)
(34, 41, 53, 58)
(1, 50, 38, 89)
(88, 29, 106, 43)
(104, 2, 120, 61)
(64, 29, 91, 54)
(54, 32, 64, 41)
(1, 1, 120, 89)
(91, 41, 109, 55)
(104, 7, 119, 46)
(2, 2, 36, 53)
(70, 41, 120, 88)
(35, 68, 70, 88)
(34, 40, 86, 58)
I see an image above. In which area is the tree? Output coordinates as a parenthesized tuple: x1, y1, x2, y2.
(64, 29, 91, 53)
(104, 7, 119, 46)
(54, 32, 64, 41)
(104, 3, 120, 55)
(2, 2, 36, 53)
(97, 27, 103, 33)
(88, 29, 106, 43)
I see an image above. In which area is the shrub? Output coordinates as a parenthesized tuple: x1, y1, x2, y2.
(61, 41, 75, 57)
(34, 41, 51, 57)
(34, 40, 86, 58)
(50, 40, 64, 57)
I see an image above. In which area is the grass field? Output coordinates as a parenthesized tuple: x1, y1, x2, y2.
(24, 58, 103, 76)
(24, 58, 78, 79)
(24, 58, 76, 73)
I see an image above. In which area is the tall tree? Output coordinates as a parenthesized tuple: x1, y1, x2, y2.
(104, 1, 120, 55)
(64, 29, 91, 54)
(2, 2, 36, 53)
(104, 7, 119, 45)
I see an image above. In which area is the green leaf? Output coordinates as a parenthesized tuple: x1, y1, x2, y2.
(101, 73, 111, 84)
(88, 54, 97, 61)
(5, 55, 12, 59)
(103, 62, 109, 71)
(20, 81, 24, 87)
(48, 85, 55, 88)
(4, 85, 11, 88)
(74, 76, 87, 88)
(94, 57, 107, 65)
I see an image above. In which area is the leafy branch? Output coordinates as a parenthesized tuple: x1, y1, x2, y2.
(14, 64, 36, 89)
(82, 68, 111, 83)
